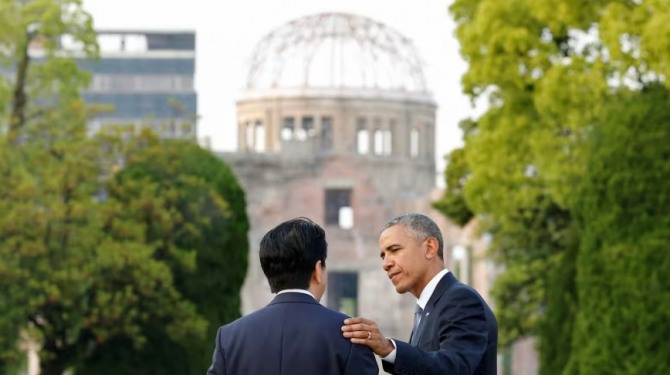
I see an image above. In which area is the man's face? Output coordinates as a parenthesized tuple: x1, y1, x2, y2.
(379, 224, 430, 298)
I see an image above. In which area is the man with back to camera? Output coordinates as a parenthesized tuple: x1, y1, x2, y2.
(342, 213, 498, 375)
(207, 217, 378, 375)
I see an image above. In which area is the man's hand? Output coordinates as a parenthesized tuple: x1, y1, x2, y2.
(342, 317, 395, 357)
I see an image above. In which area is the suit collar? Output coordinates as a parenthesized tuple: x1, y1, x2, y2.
(277, 288, 315, 299)
(269, 291, 319, 306)
(425, 271, 458, 309)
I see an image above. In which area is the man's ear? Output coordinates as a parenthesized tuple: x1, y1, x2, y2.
(313, 260, 325, 284)
(425, 237, 439, 259)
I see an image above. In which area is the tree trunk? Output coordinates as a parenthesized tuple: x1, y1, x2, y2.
(8, 31, 32, 144)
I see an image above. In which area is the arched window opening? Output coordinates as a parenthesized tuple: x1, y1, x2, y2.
(254, 121, 265, 152)
(245, 121, 254, 150)
(383, 129, 392, 155)
(373, 130, 384, 155)
(410, 128, 420, 158)
(281, 117, 295, 141)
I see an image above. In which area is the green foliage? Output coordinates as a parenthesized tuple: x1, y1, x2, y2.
(0, 0, 98, 140)
(433, 147, 474, 226)
(0, 2, 249, 374)
(566, 86, 670, 375)
(0, 129, 207, 375)
(447, 0, 670, 373)
(76, 140, 249, 375)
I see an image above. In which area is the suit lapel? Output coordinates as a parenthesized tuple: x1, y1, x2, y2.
(411, 272, 458, 347)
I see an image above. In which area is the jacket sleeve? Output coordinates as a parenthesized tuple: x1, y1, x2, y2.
(344, 342, 380, 375)
(206, 327, 227, 375)
(386, 287, 489, 375)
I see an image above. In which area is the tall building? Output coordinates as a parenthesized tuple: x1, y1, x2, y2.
(1, 30, 197, 140)
(81, 30, 197, 138)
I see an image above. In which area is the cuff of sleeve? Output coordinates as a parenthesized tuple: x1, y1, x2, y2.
(381, 339, 397, 364)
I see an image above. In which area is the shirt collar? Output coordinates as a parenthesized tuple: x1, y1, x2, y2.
(277, 289, 316, 300)
(417, 269, 450, 310)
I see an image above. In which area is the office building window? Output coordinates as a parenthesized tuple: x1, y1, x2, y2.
(327, 272, 358, 316)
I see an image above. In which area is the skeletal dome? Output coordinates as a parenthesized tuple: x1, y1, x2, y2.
(246, 12, 428, 92)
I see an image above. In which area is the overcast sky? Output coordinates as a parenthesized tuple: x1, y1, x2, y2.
(82, 0, 482, 176)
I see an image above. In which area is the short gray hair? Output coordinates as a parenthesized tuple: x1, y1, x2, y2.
(383, 213, 444, 259)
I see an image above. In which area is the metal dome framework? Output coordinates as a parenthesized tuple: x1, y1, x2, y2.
(246, 13, 428, 92)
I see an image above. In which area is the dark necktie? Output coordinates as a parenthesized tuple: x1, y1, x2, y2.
(410, 304, 423, 345)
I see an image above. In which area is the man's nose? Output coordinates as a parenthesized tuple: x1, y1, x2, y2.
(382, 257, 392, 271)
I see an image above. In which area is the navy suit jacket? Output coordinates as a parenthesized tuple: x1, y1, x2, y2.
(383, 272, 498, 375)
(207, 292, 378, 375)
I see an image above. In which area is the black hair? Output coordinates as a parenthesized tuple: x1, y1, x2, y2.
(259, 217, 327, 293)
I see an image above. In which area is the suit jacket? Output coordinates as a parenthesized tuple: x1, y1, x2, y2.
(207, 292, 378, 375)
(383, 272, 498, 375)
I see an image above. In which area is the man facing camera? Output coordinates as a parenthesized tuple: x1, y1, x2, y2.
(207, 217, 378, 375)
(342, 213, 498, 375)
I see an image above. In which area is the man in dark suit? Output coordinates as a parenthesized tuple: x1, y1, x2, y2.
(207, 217, 378, 375)
(342, 213, 498, 375)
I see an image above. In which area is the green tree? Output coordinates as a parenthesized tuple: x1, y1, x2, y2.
(447, 0, 670, 373)
(0, 129, 207, 375)
(77, 140, 249, 375)
(0, 0, 98, 142)
(566, 86, 670, 374)
(0, 2, 213, 373)
(0, 1, 99, 371)
(433, 146, 474, 227)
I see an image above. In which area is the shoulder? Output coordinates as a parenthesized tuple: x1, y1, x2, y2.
(436, 280, 488, 314)
(309, 303, 351, 327)
(216, 306, 270, 334)
(442, 278, 484, 301)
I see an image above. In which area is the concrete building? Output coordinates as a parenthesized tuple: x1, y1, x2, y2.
(1, 30, 197, 140)
(82, 30, 197, 139)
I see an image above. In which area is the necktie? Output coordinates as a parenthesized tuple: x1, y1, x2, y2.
(410, 304, 423, 345)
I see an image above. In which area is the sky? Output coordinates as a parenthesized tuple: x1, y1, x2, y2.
(82, 0, 483, 178)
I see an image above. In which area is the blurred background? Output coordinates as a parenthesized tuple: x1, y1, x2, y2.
(0, 0, 668, 374)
